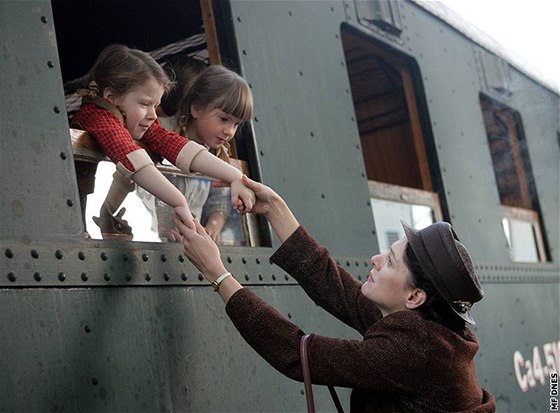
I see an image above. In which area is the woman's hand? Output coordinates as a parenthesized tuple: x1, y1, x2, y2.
(240, 175, 299, 242)
(172, 217, 226, 280)
(230, 178, 255, 214)
(174, 204, 195, 229)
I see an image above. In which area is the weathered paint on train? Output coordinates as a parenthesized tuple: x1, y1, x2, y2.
(1, 1, 558, 412)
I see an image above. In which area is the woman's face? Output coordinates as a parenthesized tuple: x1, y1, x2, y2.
(105, 77, 164, 140)
(361, 237, 422, 316)
(189, 105, 243, 149)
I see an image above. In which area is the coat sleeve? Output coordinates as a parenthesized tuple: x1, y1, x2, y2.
(225, 288, 433, 393)
(270, 226, 381, 333)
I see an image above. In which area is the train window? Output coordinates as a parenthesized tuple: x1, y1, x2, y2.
(480, 95, 548, 262)
(53, 0, 260, 245)
(341, 28, 440, 247)
(368, 181, 442, 252)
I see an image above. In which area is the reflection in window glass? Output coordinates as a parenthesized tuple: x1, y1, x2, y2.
(371, 198, 435, 252)
(502, 217, 539, 262)
(85, 161, 249, 244)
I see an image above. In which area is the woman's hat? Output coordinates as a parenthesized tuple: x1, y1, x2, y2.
(401, 221, 484, 324)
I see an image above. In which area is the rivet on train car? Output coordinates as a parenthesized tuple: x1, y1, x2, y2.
(91, 377, 98, 386)
(346, 260, 350, 266)
(122, 253, 128, 261)
(163, 273, 170, 281)
(227, 256, 232, 264)
(258, 274, 263, 281)
(125, 273, 131, 281)
(255, 258, 260, 264)
(244, 274, 249, 281)
(160, 254, 167, 262)
(299, 71, 303, 76)
(178, 255, 185, 263)
(272, 274, 276, 281)
(81, 272, 88, 281)
(142, 254, 149, 262)
(310, 132, 314, 137)
(55, 250, 63, 259)
(60, 152, 67, 160)
(242, 257, 247, 264)
(58, 272, 66, 282)
(41, 16, 47, 23)
(242, 50, 247, 55)
(181, 273, 187, 281)
(100, 252, 107, 261)
(321, 194, 325, 199)
(284, 274, 289, 281)
(7, 273, 16, 282)
(78, 251, 85, 260)
(287, 313, 292, 319)
(84, 325, 91, 333)
(66, 199, 73, 207)
(47, 61, 54, 68)
(104, 273, 110, 281)
(198, 274, 203, 281)
(34, 272, 41, 282)
(53, 106, 61, 113)
(254, 116, 258, 122)
(5, 249, 14, 258)
(145, 273, 151, 281)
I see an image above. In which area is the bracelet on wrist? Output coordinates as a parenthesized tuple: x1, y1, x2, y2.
(211, 271, 232, 292)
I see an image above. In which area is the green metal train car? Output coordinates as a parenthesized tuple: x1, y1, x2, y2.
(1, 0, 558, 411)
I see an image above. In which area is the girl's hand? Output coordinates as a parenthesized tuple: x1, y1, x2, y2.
(240, 175, 279, 215)
(205, 212, 227, 243)
(172, 217, 226, 279)
(230, 178, 255, 214)
(174, 205, 195, 230)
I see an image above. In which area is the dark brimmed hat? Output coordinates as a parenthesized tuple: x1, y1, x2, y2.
(401, 221, 483, 325)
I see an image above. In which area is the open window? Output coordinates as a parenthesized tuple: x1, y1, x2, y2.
(52, 0, 261, 246)
(341, 27, 440, 249)
(480, 95, 548, 262)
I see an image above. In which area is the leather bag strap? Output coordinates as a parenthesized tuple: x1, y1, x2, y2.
(300, 334, 344, 413)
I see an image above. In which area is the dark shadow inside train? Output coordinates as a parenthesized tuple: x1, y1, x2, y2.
(51, 0, 264, 246)
(341, 25, 444, 252)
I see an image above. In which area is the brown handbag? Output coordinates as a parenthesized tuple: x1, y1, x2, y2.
(300, 334, 344, 413)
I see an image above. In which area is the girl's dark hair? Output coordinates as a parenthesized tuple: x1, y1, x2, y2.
(403, 244, 467, 336)
(160, 56, 208, 117)
(90, 44, 173, 96)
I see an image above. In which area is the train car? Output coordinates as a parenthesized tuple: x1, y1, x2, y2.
(1, 0, 558, 411)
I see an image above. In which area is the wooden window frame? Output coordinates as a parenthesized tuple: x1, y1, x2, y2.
(501, 205, 547, 263)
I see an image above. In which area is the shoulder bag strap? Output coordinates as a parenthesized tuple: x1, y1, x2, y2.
(300, 334, 344, 413)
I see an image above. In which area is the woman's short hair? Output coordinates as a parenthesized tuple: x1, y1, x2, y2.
(404, 244, 467, 335)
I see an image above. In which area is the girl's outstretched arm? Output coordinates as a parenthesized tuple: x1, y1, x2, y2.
(132, 165, 195, 229)
(183, 150, 255, 212)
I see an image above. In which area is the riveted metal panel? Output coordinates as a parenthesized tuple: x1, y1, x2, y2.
(0, 0, 558, 411)
(0, 286, 355, 412)
(229, 0, 377, 257)
(0, 1, 83, 243)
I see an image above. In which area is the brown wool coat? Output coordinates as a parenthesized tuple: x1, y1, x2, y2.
(226, 226, 496, 412)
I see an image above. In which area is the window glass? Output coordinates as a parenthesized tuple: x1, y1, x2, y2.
(371, 198, 435, 252)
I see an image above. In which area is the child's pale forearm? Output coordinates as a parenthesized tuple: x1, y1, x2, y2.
(189, 150, 242, 183)
(132, 165, 189, 210)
